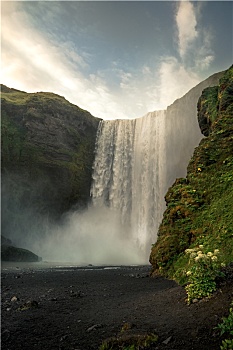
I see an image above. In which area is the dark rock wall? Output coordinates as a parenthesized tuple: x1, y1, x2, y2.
(1, 85, 100, 228)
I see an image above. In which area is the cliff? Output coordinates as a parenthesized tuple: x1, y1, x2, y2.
(164, 71, 224, 188)
(150, 66, 233, 280)
(1, 85, 100, 244)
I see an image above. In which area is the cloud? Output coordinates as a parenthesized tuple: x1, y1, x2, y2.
(175, 0, 215, 71)
(1, 2, 127, 120)
(1, 1, 216, 121)
(176, 1, 198, 59)
(157, 56, 199, 108)
(103, 57, 200, 115)
(194, 29, 214, 70)
(142, 66, 151, 75)
(119, 72, 133, 90)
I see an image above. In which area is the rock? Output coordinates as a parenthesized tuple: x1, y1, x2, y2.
(1, 245, 40, 262)
(1, 235, 13, 246)
(11, 296, 19, 302)
(60, 335, 68, 342)
(18, 300, 39, 311)
(197, 86, 219, 136)
(86, 324, 102, 332)
(162, 336, 172, 345)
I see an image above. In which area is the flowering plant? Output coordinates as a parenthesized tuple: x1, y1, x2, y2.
(184, 245, 224, 304)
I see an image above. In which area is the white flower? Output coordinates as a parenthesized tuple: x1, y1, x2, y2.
(211, 256, 218, 261)
(207, 252, 213, 257)
(185, 248, 194, 254)
(199, 245, 204, 249)
(214, 249, 220, 255)
(186, 271, 192, 276)
(221, 263, 226, 267)
(195, 256, 200, 262)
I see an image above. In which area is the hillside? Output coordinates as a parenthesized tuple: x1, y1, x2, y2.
(150, 66, 233, 282)
(1, 86, 100, 245)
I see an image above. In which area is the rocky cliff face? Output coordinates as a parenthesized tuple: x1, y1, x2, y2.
(164, 71, 223, 188)
(150, 66, 233, 279)
(1, 85, 100, 243)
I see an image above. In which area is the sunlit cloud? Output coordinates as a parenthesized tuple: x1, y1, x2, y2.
(194, 29, 214, 70)
(175, 0, 215, 72)
(176, 1, 198, 59)
(1, 2, 126, 119)
(157, 57, 199, 108)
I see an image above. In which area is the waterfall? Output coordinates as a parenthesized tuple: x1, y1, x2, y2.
(90, 72, 223, 261)
(91, 111, 166, 254)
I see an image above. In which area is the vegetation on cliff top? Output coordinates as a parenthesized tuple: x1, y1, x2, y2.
(150, 66, 233, 284)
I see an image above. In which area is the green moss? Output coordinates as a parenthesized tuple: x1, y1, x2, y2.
(150, 66, 233, 282)
(218, 65, 233, 114)
(198, 86, 219, 123)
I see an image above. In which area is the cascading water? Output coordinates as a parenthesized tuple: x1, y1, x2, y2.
(91, 111, 166, 255)
(130, 111, 166, 250)
(90, 72, 223, 262)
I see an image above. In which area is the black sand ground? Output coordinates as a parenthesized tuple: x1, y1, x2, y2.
(1, 263, 232, 350)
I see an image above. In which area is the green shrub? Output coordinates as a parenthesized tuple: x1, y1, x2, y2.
(217, 302, 233, 349)
(220, 339, 233, 350)
(184, 245, 225, 304)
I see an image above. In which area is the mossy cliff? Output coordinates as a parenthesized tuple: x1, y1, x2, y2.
(1, 85, 100, 222)
(150, 66, 233, 281)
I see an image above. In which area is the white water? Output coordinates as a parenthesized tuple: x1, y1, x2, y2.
(91, 111, 166, 256)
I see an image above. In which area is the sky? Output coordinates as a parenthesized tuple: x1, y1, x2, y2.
(1, 1, 232, 120)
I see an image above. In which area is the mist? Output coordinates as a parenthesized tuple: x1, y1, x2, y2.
(35, 206, 148, 265)
(2, 196, 148, 266)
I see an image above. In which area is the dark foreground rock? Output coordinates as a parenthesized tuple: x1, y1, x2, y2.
(1, 264, 232, 350)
